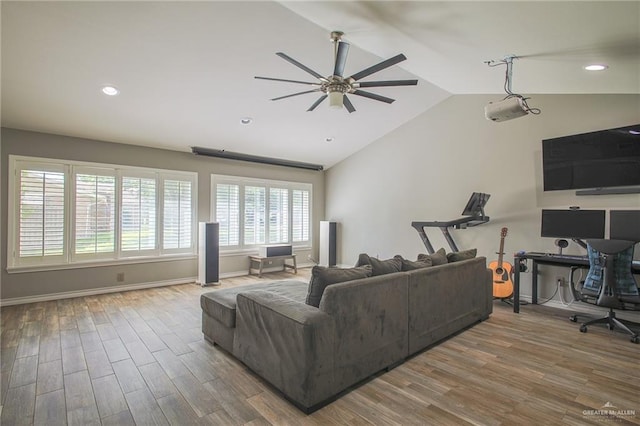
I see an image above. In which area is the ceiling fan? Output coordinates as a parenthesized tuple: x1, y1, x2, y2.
(255, 31, 418, 113)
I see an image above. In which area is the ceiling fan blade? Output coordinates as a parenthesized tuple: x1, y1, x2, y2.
(276, 52, 326, 81)
(333, 41, 350, 77)
(343, 95, 356, 113)
(349, 54, 407, 81)
(357, 79, 418, 88)
(307, 95, 328, 111)
(352, 90, 395, 104)
(255, 76, 321, 86)
(271, 89, 321, 101)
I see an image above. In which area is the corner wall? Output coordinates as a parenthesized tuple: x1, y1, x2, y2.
(325, 94, 640, 301)
(1, 128, 324, 303)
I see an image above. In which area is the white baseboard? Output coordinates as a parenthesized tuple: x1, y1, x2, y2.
(2, 264, 317, 306)
(0, 277, 197, 307)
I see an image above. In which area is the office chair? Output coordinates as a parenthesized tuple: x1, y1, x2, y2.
(569, 239, 640, 344)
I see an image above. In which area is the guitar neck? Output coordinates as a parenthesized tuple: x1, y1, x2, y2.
(497, 237, 505, 267)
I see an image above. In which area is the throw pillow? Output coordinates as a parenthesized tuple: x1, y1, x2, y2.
(446, 248, 478, 263)
(368, 256, 402, 276)
(354, 253, 402, 276)
(305, 265, 373, 307)
(417, 247, 448, 266)
(355, 253, 371, 267)
(393, 255, 432, 271)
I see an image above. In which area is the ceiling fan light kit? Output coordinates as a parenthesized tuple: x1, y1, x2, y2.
(255, 31, 417, 113)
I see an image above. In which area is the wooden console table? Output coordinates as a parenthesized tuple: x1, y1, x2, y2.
(249, 254, 297, 278)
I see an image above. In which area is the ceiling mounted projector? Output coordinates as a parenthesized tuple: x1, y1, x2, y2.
(484, 97, 528, 122)
(484, 55, 540, 122)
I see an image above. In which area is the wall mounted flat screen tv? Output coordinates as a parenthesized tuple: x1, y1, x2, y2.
(542, 124, 640, 191)
(541, 209, 605, 239)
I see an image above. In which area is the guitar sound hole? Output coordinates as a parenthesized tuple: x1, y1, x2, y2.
(495, 268, 504, 275)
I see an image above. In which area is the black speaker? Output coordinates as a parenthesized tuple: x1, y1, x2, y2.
(198, 222, 220, 286)
(258, 245, 293, 257)
(320, 221, 337, 267)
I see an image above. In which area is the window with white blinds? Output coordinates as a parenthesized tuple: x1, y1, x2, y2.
(244, 186, 265, 245)
(216, 183, 240, 247)
(18, 166, 66, 262)
(269, 188, 289, 244)
(74, 169, 116, 257)
(212, 175, 312, 251)
(9, 156, 197, 270)
(163, 179, 193, 250)
(121, 176, 157, 252)
(292, 189, 310, 242)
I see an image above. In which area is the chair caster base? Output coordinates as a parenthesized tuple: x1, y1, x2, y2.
(579, 325, 587, 333)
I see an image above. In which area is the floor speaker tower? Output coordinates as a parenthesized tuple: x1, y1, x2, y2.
(319, 221, 337, 267)
(198, 222, 220, 286)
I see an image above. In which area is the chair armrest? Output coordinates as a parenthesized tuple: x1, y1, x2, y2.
(233, 290, 336, 410)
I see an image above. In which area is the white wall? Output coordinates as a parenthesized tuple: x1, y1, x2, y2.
(325, 94, 640, 301)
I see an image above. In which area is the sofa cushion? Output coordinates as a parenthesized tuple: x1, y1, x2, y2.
(201, 280, 308, 328)
(355, 253, 402, 276)
(417, 247, 448, 266)
(306, 265, 373, 307)
(394, 255, 432, 271)
(446, 248, 478, 263)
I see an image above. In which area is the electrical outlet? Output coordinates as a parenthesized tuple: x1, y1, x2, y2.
(556, 276, 565, 287)
(117, 272, 125, 282)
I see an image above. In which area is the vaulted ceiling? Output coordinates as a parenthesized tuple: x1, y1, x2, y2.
(2, 1, 639, 168)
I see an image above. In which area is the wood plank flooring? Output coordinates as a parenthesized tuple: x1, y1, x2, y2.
(1, 268, 639, 425)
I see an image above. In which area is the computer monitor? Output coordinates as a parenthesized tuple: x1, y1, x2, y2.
(610, 210, 640, 242)
(541, 209, 606, 239)
(461, 192, 490, 216)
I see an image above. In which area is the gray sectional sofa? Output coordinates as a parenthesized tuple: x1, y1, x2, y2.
(201, 256, 492, 413)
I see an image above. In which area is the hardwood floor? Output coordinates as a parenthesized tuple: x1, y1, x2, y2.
(2, 268, 639, 425)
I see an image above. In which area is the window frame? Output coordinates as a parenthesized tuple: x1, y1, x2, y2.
(211, 174, 312, 254)
(8, 155, 198, 272)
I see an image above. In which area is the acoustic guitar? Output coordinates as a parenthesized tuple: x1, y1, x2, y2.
(489, 227, 514, 299)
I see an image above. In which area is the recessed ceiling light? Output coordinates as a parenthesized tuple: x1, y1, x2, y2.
(240, 117, 253, 125)
(325, 137, 334, 142)
(584, 64, 608, 71)
(101, 85, 119, 96)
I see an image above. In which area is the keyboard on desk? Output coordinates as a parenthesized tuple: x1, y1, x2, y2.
(525, 252, 587, 261)
(523, 252, 640, 270)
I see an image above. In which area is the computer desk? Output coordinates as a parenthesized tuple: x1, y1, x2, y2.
(511, 252, 640, 313)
